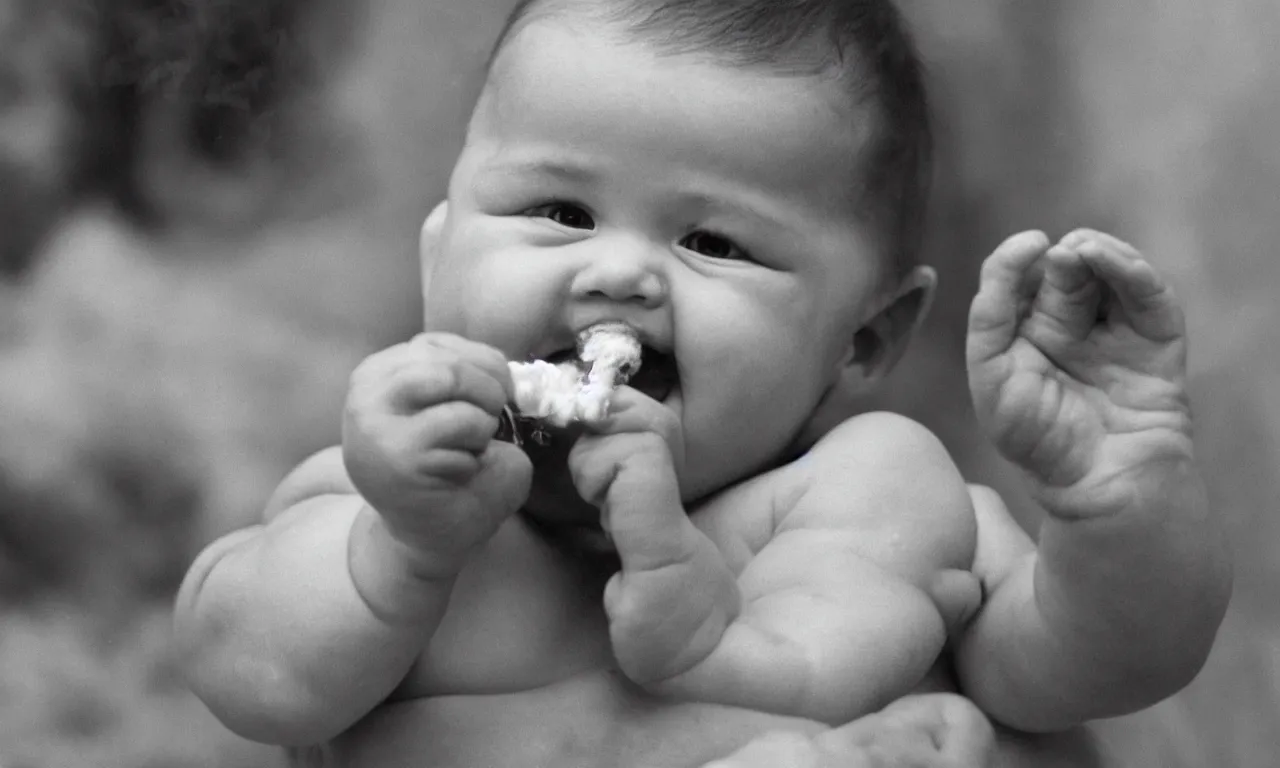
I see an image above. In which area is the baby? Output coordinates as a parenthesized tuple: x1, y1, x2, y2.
(174, 1, 1232, 766)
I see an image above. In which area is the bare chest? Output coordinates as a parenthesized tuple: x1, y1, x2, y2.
(396, 516, 616, 697)
(309, 517, 823, 767)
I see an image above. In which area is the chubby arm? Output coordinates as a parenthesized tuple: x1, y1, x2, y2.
(173, 448, 457, 746)
(585, 406, 977, 725)
(957, 230, 1233, 731)
(174, 333, 530, 746)
(955, 475, 1229, 732)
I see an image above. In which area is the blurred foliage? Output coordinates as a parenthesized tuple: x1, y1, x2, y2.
(0, 0, 1277, 766)
(0, 0, 95, 275)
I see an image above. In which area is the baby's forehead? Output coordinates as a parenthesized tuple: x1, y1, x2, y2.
(492, 3, 887, 150)
(480, 14, 874, 158)
(488, 4, 864, 104)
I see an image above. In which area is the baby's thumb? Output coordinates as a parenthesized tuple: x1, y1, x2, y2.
(475, 440, 533, 516)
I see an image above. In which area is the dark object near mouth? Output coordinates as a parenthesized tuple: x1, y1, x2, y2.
(629, 346, 678, 402)
(543, 348, 578, 366)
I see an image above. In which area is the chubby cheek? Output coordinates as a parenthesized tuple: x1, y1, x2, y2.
(680, 379, 817, 500)
(424, 252, 562, 357)
(676, 346, 827, 501)
(669, 285, 831, 496)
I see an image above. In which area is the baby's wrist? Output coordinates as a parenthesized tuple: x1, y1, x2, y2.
(348, 507, 466, 625)
(1035, 450, 1200, 522)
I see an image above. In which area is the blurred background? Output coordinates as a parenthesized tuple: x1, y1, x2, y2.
(0, 0, 1275, 765)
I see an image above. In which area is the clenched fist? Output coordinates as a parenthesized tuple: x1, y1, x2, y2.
(343, 333, 532, 575)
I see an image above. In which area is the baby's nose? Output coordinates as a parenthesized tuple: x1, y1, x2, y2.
(569, 248, 666, 307)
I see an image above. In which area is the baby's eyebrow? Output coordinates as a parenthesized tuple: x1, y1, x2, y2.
(676, 190, 793, 231)
(477, 156, 600, 185)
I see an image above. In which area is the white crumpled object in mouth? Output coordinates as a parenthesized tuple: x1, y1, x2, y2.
(508, 322, 642, 426)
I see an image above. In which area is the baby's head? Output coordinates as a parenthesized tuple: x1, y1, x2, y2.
(420, 0, 934, 520)
(484, 0, 933, 286)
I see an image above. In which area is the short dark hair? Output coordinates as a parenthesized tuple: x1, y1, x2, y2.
(488, 0, 933, 283)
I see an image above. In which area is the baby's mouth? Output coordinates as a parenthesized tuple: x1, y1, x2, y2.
(628, 346, 678, 403)
(500, 339, 680, 538)
(541, 344, 678, 403)
(498, 343, 679, 449)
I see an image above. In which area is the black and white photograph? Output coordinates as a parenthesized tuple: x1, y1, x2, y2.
(0, 2, 1275, 766)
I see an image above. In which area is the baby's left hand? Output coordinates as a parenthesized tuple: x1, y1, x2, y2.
(966, 229, 1192, 517)
(568, 389, 740, 686)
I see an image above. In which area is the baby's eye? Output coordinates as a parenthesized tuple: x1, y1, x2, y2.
(680, 231, 750, 261)
(526, 202, 596, 231)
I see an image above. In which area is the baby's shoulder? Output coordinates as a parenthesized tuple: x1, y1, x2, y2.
(797, 411, 962, 486)
(776, 412, 977, 572)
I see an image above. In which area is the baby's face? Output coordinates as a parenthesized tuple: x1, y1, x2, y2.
(422, 18, 884, 522)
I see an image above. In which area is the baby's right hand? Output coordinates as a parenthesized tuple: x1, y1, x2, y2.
(342, 333, 532, 573)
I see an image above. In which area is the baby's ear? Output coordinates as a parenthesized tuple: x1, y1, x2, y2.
(844, 265, 936, 387)
(789, 267, 936, 454)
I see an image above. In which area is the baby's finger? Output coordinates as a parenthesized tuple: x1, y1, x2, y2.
(408, 401, 501, 454)
(471, 439, 533, 517)
(347, 340, 429, 397)
(1076, 241, 1184, 343)
(409, 447, 484, 485)
(408, 332, 516, 399)
(590, 387, 686, 469)
(606, 478, 691, 575)
(591, 441, 736, 686)
(386, 358, 511, 415)
(1060, 228, 1141, 261)
(569, 428, 694, 574)
(1031, 245, 1101, 341)
(967, 231, 1050, 367)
